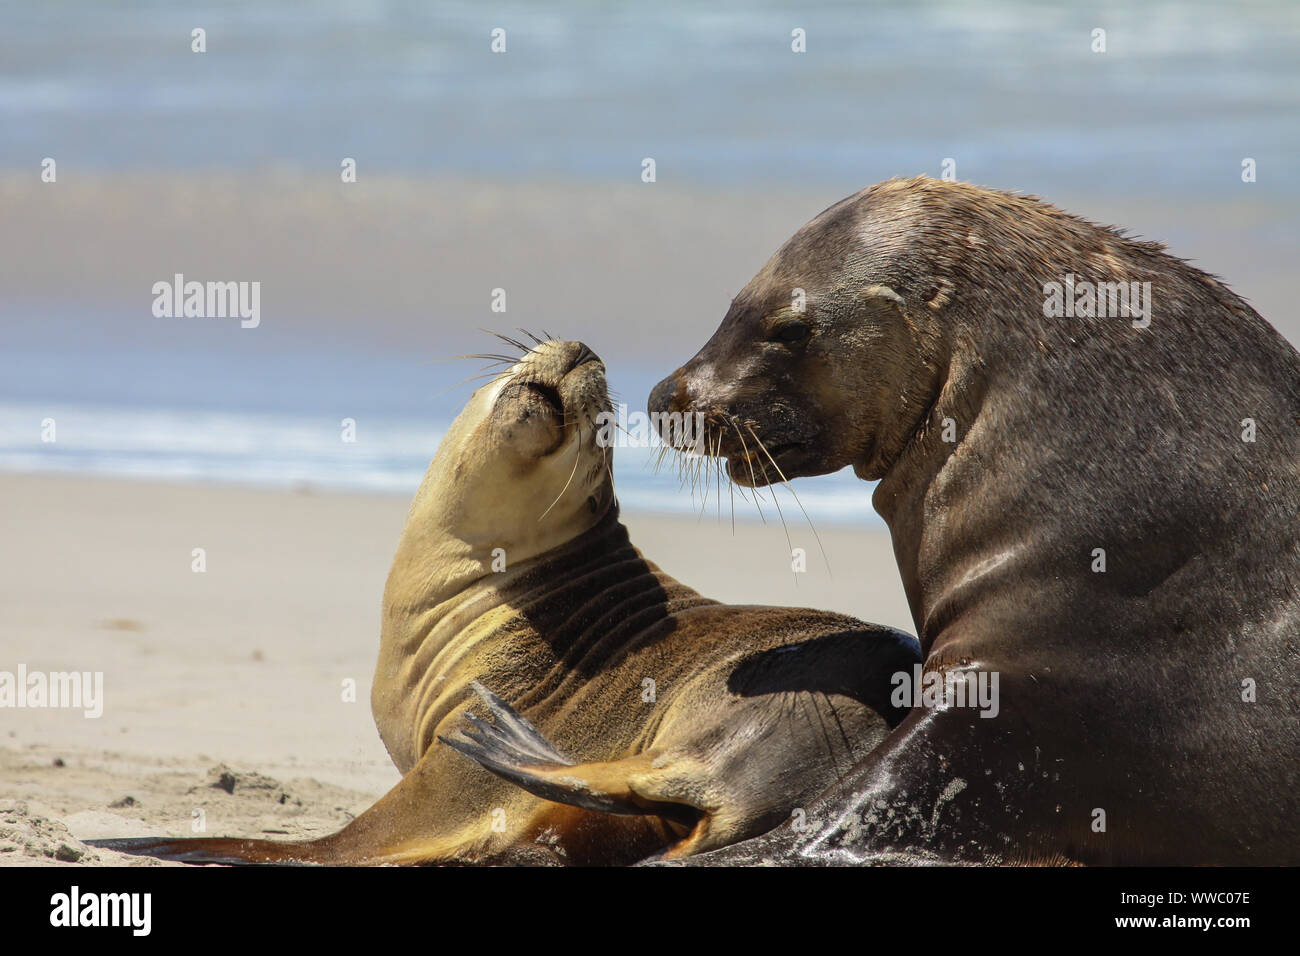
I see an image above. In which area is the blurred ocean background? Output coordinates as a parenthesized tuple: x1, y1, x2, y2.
(2, 0, 1297, 521)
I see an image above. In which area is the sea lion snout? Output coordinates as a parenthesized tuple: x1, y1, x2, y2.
(648, 370, 687, 420)
(647, 362, 722, 430)
(491, 339, 610, 458)
(648, 316, 868, 487)
(502, 338, 605, 394)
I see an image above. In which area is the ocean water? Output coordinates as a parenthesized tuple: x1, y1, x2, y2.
(2, 0, 1296, 195)
(0, 400, 877, 523)
(1, 1, 1296, 521)
(0, 305, 877, 521)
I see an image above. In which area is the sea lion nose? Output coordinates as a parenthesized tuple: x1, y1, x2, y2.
(648, 373, 685, 417)
(648, 371, 694, 445)
(572, 342, 598, 367)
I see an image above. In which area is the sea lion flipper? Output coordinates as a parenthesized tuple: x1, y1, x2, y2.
(440, 686, 700, 825)
(461, 681, 576, 766)
(442, 729, 699, 829)
(87, 835, 339, 866)
(437, 685, 637, 814)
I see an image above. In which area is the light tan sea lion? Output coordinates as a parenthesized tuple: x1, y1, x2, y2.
(99, 339, 919, 865)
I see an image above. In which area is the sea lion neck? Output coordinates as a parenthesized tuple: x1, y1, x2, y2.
(869, 338, 987, 529)
(869, 340, 994, 643)
(486, 502, 714, 676)
(501, 502, 632, 590)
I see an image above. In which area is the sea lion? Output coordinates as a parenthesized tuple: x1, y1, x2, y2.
(648, 176, 1300, 865)
(96, 338, 919, 865)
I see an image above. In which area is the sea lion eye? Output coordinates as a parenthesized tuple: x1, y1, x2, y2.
(769, 321, 811, 346)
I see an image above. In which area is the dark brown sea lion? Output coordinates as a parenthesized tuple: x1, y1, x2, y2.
(647, 176, 1300, 865)
(95, 339, 918, 865)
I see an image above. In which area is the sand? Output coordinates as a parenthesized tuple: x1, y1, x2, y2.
(0, 472, 909, 866)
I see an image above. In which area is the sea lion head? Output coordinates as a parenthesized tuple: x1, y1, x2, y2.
(649, 178, 954, 485)
(400, 338, 615, 582)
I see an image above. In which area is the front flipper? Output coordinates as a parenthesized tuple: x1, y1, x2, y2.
(440, 682, 700, 830)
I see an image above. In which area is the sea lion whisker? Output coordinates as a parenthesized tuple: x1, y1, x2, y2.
(712, 429, 724, 522)
(665, 445, 685, 475)
(699, 435, 712, 513)
(538, 423, 585, 522)
(702, 429, 714, 515)
(476, 327, 527, 354)
(728, 416, 767, 526)
(694, 448, 706, 513)
(652, 443, 678, 478)
(728, 464, 736, 534)
(487, 330, 533, 354)
(581, 412, 617, 486)
(690, 438, 702, 512)
(677, 447, 695, 494)
(712, 431, 722, 522)
(742, 424, 795, 567)
(454, 353, 520, 365)
(744, 423, 831, 578)
(437, 369, 511, 398)
(697, 426, 713, 516)
(706, 428, 720, 519)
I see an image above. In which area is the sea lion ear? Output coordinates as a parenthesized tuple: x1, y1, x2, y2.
(862, 280, 953, 313)
(862, 284, 906, 307)
(860, 283, 908, 318)
(858, 283, 923, 336)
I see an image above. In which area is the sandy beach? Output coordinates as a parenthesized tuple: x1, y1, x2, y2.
(0, 472, 909, 866)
